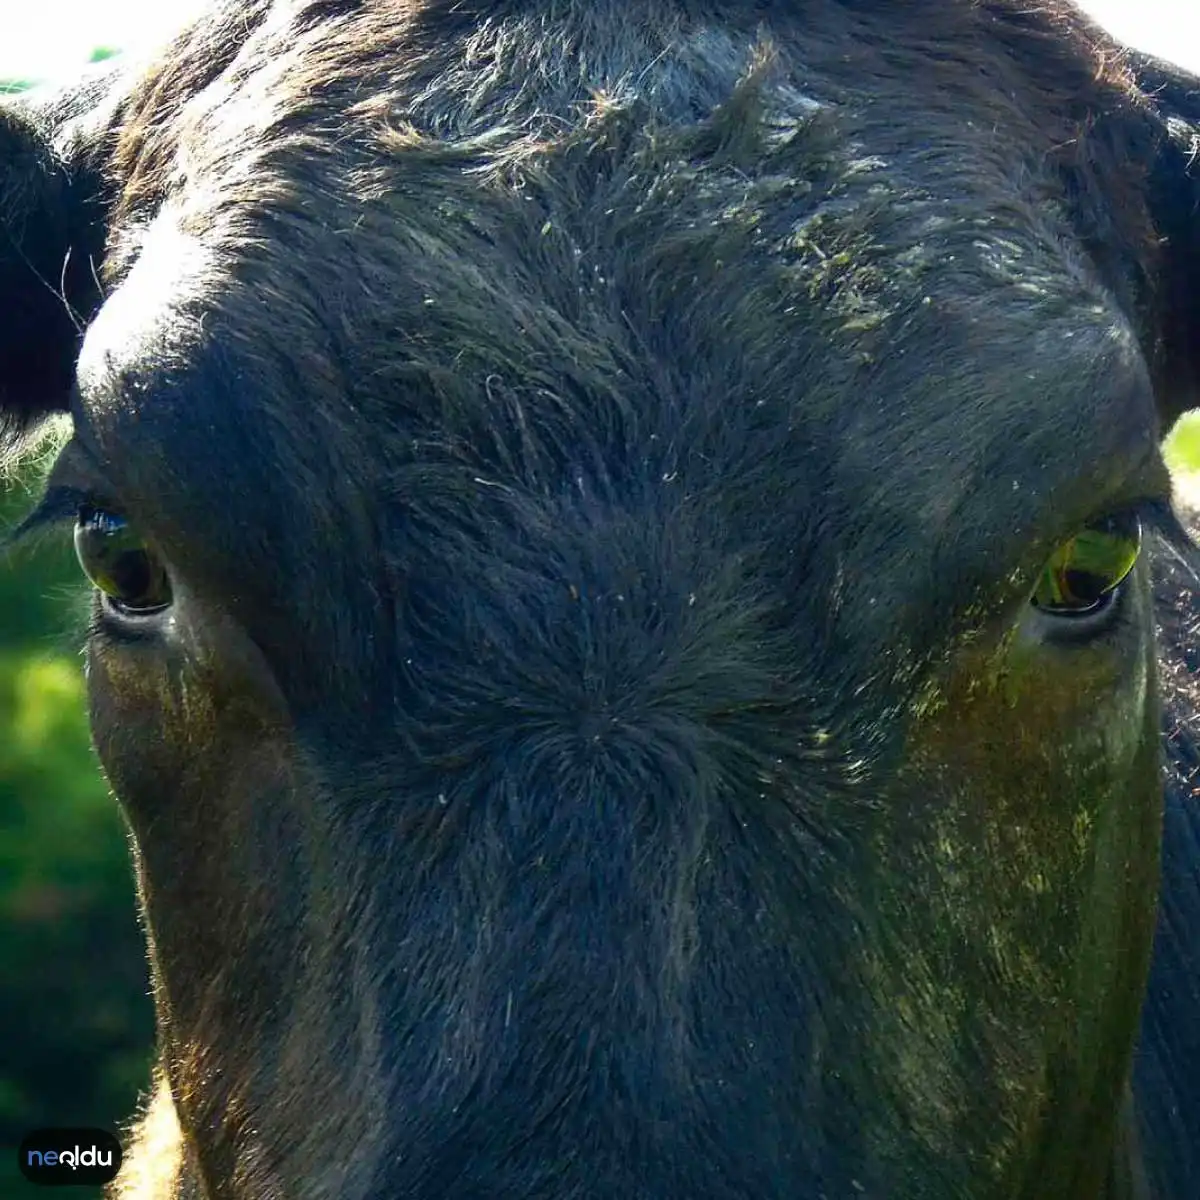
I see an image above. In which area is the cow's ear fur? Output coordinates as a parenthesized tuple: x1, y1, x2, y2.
(1133, 55, 1200, 431)
(0, 70, 121, 457)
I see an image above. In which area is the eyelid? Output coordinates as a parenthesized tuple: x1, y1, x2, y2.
(5, 441, 125, 550)
(7, 485, 91, 546)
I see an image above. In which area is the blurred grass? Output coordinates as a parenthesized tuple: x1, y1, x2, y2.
(0, 27, 148, 1161)
(0, 480, 153, 1200)
(0, 31, 155, 1166)
(1165, 410, 1200, 476)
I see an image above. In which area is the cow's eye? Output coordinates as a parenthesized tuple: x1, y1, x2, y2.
(1030, 513, 1141, 617)
(74, 506, 172, 615)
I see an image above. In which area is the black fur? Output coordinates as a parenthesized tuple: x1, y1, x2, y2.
(1133, 55, 1200, 426)
(0, 2, 1198, 1197)
(0, 68, 116, 448)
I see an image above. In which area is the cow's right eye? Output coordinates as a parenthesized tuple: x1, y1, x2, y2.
(74, 506, 172, 615)
(1029, 513, 1141, 619)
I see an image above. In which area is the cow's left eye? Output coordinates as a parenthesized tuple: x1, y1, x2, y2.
(74, 506, 172, 615)
(1030, 513, 1141, 617)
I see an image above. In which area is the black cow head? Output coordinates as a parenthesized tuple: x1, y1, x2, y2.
(1, 2, 1199, 1196)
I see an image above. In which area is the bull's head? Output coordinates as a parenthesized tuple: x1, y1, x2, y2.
(2, 3, 1199, 1196)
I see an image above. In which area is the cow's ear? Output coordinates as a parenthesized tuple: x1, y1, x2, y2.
(0, 68, 122, 458)
(1133, 54, 1200, 431)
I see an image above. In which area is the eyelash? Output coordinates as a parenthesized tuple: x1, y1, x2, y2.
(1136, 495, 1195, 554)
(5, 483, 112, 550)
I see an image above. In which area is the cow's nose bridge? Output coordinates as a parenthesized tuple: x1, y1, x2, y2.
(466, 721, 721, 977)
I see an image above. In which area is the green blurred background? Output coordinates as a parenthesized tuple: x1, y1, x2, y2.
(3, 26, 1200, 1200)
(1, 51, 157, 1200)
(0, 482, 154, 1199)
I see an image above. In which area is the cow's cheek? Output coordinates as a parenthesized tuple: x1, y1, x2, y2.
(84, 599, 311, 1001)
(86, 584, 294, 798)
(864, 568, 1161, 1164)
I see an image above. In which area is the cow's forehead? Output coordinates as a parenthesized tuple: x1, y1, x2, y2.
(80, 0, 1165, 650)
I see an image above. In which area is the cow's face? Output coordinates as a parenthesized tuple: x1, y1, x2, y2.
(4, 2, 1199, 1196)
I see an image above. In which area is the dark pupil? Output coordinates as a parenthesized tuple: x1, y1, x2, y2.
(1056, 568, 1112, 608)
(74, 508, 168, 610)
